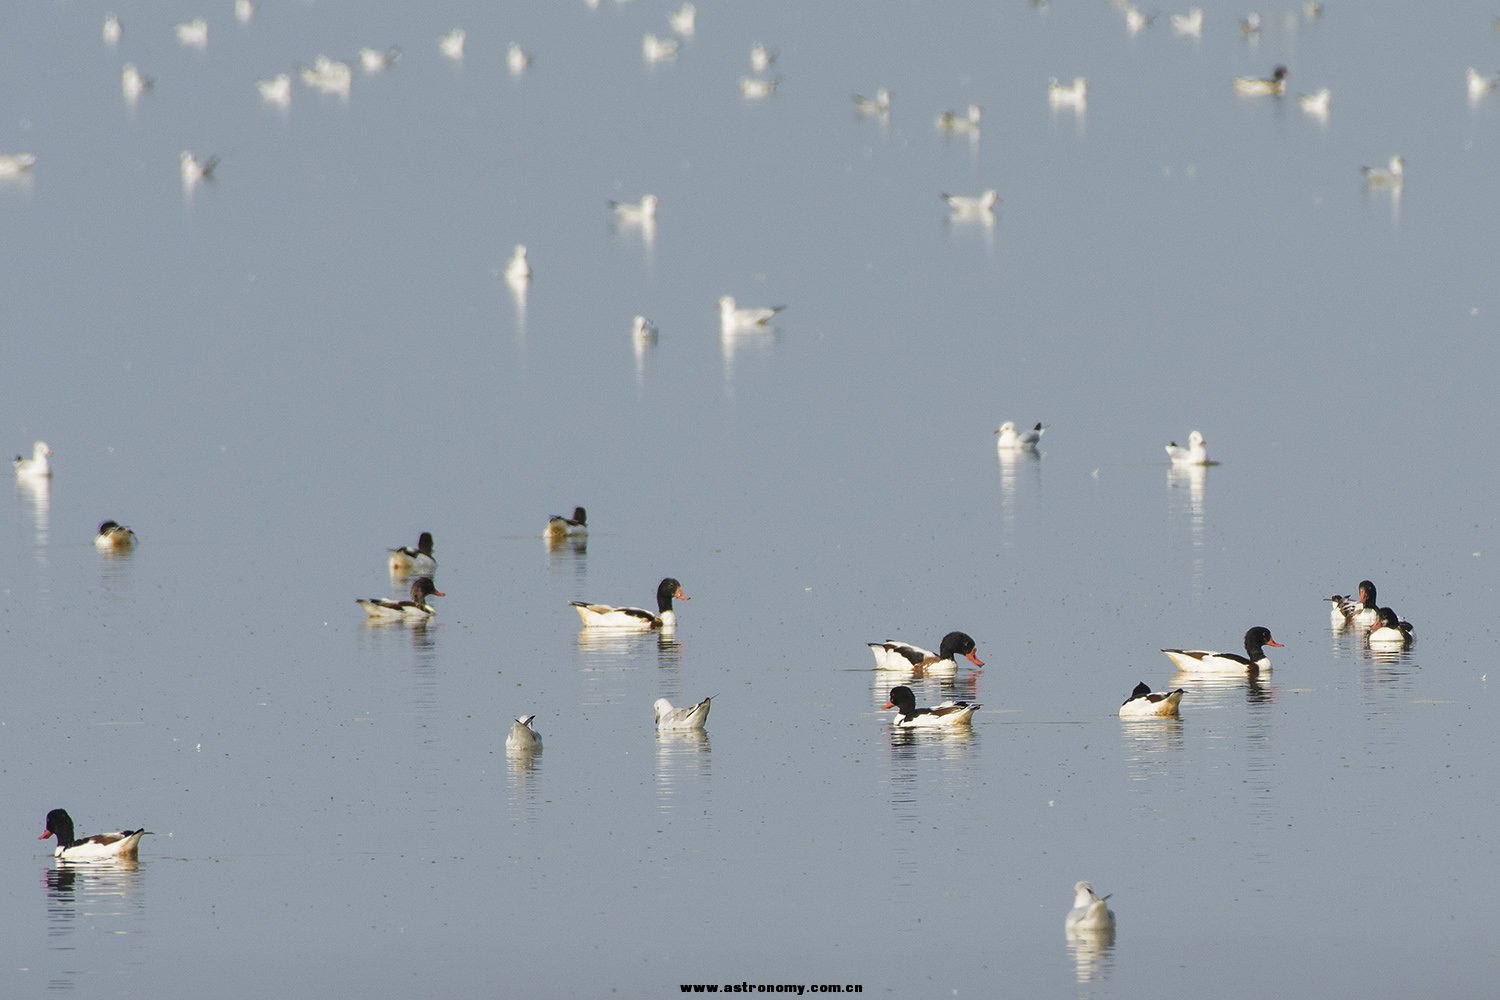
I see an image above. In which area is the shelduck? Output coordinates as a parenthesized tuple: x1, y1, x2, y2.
(572, 577, 688, 631)
(357, 576, 444, 621)
(38, 809, 150, 861)
(868, 632, 985, 672)
(1329, 580, 1378, 627)
(94, 520, 137, 551)
(1162, 626, 1282, 674)
(882, 685, 980, 727)
(544, 507, 588, 541)
(388, 532, 437, 576)
(1119, 681, 1184, 718)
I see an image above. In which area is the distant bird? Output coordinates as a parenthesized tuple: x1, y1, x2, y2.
(103, 13, 122, 46)
(507, 43, 533, 76)
(388, 532, 437, 576)
(13, 441, 51, 479)
(1368, 607, 1415, 647)
(38, 809, 150, 862)
(632, 315, 659, 342)
(94, 520, 137, 552)
(739, 76, 780, 99)
(642, 33, 680, 63)
(749, 43, 777, 73)
(175, 18, 208, 48)
(299, 55, 352, 96)
(1303, 1, 1323, 20)
(718, 296, 784, 331)
(505, 245, 532, 282)
(942, 189, 1000, 219)
(1467, 67, 1500, 100)
(1065, 882, 1116, 933)
(854, 88, 892, 117)
(1164, 430, 1209, 466)
(1329, 579, 1379, 627)
(359, 46, 401, 73)
(122, 63, 154, 103)
(544, 507, 588, 542)
(257, 73, 292, 107)
(1124, 5, 1154, 34)
(1162, 626, 1283, 674)
(1298, 87, 1331, 118)
(180, 150, 219, 187)
(936, 103, 983, 133)
(609, 193, 658, 225)
(882, 685, 980, 728)
(1361, 155, 1405, 188)
(668, 3, 696, 37)
(655, 696, 713, 731)
(1048, 76, 1087, 110)
(1240, 13, 1262, 38)
(995, 421, 1045, 450)
(1234, 65, 1288, 97)
(573, 578, 688, 631)
(868, 632, 985, 672)
(357, 576, 445, 622)
(1119, 682, 1184, 718)
(235, 0, 256, 23)
(439, 28, 466, 61)
(0, 153, 37, 178)
(505, 715, 543, 751)
(1171, 8, 1204, 37)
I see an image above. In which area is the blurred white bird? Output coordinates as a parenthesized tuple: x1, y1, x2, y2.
(1065, 883, 1116, 933)
(1466, 67, 1499, 100)
(235, 0, 256, 24)
(642, 33, 680, 63)
(1124, 5, 1154, 34)
(122, 63, 154, 103)
(1361, 155, 1404, 188)
(175, 18, 208, 48)
(739, 76, 779, 99)
(439, 28, 466, 61)
(299, 55, 352, 96)
(854, 88, 892, 117)
(103, 13, 122, 45)
(609, 194, 658, 225)
(936, 103, 982, 133)
(1171, 8, 1203, 37)
(1298, 87, 1330, 118)
(505, 245, 532, 282)
(1233, 65, 1287, 96)
(668, 3, 696, 37)
(750, 43, 777, 73)
(632, 315, 658, 342)
(0, 153, 38, 178)
(508, 43, 533, 75)
(942, 189, 1000, 218)
(719, 296, 783, 331)
(180, 150, 219, 187)
(359, 46, 401, 73)
(994, 421, 1045, 450)
(1048, 76, 1087, 110)
(256, 73, 292, 107)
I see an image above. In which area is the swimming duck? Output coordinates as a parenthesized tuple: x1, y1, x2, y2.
(882, 685, 980, 727)
(1368, 607, 1414, 647)
(544, 507, 588, 541)
(13, 441, 52, 479)
(1065, 882, 1116, 933)
(94, 520, 137, 551)
(505, 715, 543, 750)
(357, 576, 444, 621)
(1329, 579, 1378, 627)
(388, 532, 436, 576)
(38, 809, 150, 861)
(655, 695, 712, 731)
(1233, 65, 1288, 97)
(1119, 681, 1184, 718)
(1162, 626, 1282, 674)
(995, 421, 1045, 450)
(572, 577, 687, 631)
(1164, 430, 1209, 466)
(868, 632, 985, 672)
(718, 296, 784, 331)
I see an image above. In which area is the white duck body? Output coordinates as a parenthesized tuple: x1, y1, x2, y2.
(882, 685, 980, 728)
(654, 695, 712, 731)
(388, 532, 437, 576)
(1368, 608, 1414, 647)
(995, 421, 1045, 450)
(1065, 882, 1116, 933)
(572, 577, 687, 631)
(39, 809, 150, 862)
(1329, 580, 1378, 627)
(1162, 626, 1282, 674)
(1119, 682, 1184, 718)
(545, 507, 588, 541)
(358, 576, 444, 621)
(94, 520, 137, 551)
(867, 632, 985, 673)
(505, 715, 543, 750)
(14, 441, 52, 478)
(1164, 430, 1209, 466)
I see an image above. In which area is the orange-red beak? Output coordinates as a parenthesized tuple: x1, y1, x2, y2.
(966, 650, 985, 667)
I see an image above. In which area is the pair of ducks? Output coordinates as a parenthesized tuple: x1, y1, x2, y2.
(1329, 579, 1415, 647)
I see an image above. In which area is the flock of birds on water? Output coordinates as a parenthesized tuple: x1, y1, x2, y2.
(18, 418, 1417, 933)
(6, 0, 1461, 946)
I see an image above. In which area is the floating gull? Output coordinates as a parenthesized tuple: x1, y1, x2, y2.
(668, 3, 696, 38)
(13, 441, 52, 479)
(750, 43, 777, 73)
(1299, 87, 1330, 119)
(1233, 65, 1287, 96)
(359, 46, 401, 73)
(642, 33, 680, 63)
(609, 193, 658, 225)
(505, 715, 543, 751)
(632, 315, 658, 342)
(1240, 13, 1261, 38)
(1164, 429, 1209, 466)
(1467, 67, 1499, 102)
(1171, 8, 1203, 37)
(122, 63, 153, 103)
(235, 0, 256, 23)
(942, 189, 1000, 219)
(854, 88, 892, 117)
(507, 43, 533, 76)
(1048, 76, 1087, 110)
(0, 153, 37, 178)
(739, 76, 779, 99)
(175, 18, 208, 49)
(1361, 155, 1404, 188)
(1124, 5, 1154, 34)
(718, 296, 783, 331)
(257, 73, 292, 107)
(505, 245, 532, 282)
(994, 421, 1045, 450)
(1065, 883, 1116, 933)
(936, 103, 982, 133)
(300, 55, 352, 96)
(655, 696, 712, 732)
(439, 28, 466, 61)
(180, 150, 219, 188)
(103, 13, 122, 46)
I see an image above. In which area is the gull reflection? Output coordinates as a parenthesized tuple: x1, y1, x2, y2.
(1065, 926, 1116, 983)
(654, 728, 711, 813)
(17, 475, 50, 552)
(995, 448, 1041, 546)
(1166, 463, 1207, 594)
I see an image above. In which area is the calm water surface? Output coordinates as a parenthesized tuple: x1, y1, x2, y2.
(4, 1, 1499, 996)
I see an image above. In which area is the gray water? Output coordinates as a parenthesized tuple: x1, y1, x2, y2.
(4, 1, 1499, 996)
